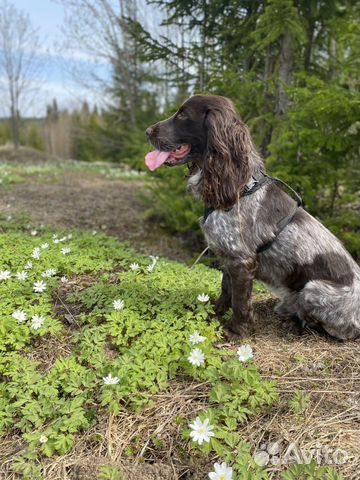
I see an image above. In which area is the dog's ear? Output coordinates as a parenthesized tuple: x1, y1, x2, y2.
(202, 105, 253, 209)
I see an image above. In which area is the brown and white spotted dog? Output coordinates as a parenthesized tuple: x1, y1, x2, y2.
(145, 95, 360, 340)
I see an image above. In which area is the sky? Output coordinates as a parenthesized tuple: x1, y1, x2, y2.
(2, 0, 111, 117)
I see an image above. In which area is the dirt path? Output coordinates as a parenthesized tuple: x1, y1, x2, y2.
(0, 169, 191, 262)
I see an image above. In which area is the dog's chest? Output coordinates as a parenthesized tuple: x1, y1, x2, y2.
(201, 210, 244, 256)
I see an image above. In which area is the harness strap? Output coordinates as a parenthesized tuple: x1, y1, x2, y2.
(263, 173, 303, 206)
(256, 173, 302, 253)
(256, 203, 300, 253)
(203, 172, 303, 253)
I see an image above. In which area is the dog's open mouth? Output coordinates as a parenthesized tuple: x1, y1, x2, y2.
(145, 144, 191, 171)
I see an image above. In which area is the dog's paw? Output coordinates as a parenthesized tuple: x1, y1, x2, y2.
(226, 318, 254, 340)
(280, 314, 307, 336)
(274, 302, 296, 317)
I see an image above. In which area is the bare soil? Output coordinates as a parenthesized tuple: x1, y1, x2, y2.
(0, 168, 190, 262)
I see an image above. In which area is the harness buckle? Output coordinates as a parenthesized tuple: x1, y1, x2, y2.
(243, 176, 258, 193)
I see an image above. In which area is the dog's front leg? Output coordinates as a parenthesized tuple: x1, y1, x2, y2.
(227, 259, 256, 338)
(215, 270, 232, 316)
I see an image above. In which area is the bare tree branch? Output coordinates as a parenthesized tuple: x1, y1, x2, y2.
(0, 0, 43, 147)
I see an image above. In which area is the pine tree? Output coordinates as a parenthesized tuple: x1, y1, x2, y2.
(136, 0, 360, 256)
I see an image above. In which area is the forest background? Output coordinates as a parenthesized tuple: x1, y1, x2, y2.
(1, 0, 359, 258)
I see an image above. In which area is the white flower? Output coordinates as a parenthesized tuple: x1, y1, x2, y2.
(188, 348, 205, 367)
(53, 239, 60, 244)
(61, 247, 71, 255)
(6, 215, 12, 221)
(67, 234, 72, 240)
(113, 299, 124, 310)
(25, 261, 33, 270)
(103, 373, 120, 385)
(32, 248, 41, 260)
(31, 315, 45, 330)
(197, 293, 210, 303)
(0, 270, 11, 281)
(42, 268, 57, 278)
(12, 310, 27, 322)
(129, 263, 140, 271)
(92, 230, 97, 235)
(33, 280, 47, 293)
(30, 230, 38, 236)
(237, 344, 254, 362)
(52, 233, 58, 239)
(16, 271, 28, 281)
(60, 276, 68, 283)
(189, 417, 215, 445)
(59, 236, 67, 242)
(39, 434, 48, 443)
(189, 331, 206, 345)
(40, 243, 49, 249)
(147, 255, 159, 273)
(208, 462, 233, 480)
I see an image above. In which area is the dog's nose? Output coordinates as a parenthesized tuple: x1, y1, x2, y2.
(146, 127, 153, 137)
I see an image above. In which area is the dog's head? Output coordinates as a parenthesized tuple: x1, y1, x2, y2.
(145, 95, 257, 209)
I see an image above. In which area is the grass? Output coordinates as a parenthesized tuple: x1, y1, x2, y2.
(0, 213, 357, 479)
(0, 161, 149, 187)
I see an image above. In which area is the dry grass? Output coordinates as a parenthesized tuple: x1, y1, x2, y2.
(0, 145, 57, 165)
(0, 290, 359, 480)
(40, 381, 213, 480)
(0, 381, 211, 479)
(243, 294, 360, 479)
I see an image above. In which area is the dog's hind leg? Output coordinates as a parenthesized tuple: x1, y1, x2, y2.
(297, 279, 360, 340)
(273, 289, 299, 318)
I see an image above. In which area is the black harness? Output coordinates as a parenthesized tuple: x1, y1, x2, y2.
(203, 172, 303, 254)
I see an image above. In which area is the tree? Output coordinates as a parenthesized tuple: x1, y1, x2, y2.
(136, 0, 359, 257)
(0, 0, 42, 148)
(60, 0, 161, 162)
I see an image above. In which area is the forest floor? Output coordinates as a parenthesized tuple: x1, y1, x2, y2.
(0, 147, 190, 263)
(0, 149, 359, 480)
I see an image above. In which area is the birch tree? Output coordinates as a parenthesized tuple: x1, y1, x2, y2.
(0, 0, 42, 148)
(60, 0, 151, 127)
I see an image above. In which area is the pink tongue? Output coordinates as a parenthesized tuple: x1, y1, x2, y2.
(145, 150, 171, 171)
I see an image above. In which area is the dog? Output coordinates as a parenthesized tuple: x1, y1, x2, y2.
(145, 95, 360, 340)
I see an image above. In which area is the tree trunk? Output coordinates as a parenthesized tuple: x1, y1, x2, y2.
(260, 45, 276, 157)
(120, 0, 136, 127)
(329, 176, 338, 218)
(277, 30, 294, 116)
(199, 0, 207, 91)
(243, 2, 254, 73)
(10, 105, 20, 149)
(329, 37, 337, 82)
(304, 22, 314, 72)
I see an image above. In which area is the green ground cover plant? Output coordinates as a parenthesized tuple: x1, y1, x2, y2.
(0, 161, 149, 186)
(0, 217, 344, 479)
